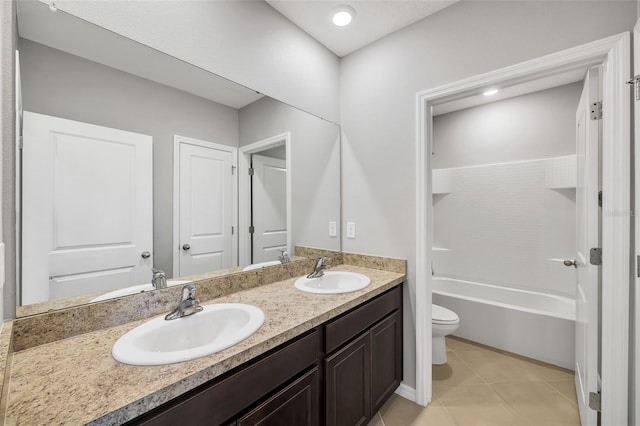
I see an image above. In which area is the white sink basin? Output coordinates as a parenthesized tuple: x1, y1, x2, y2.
(90, 280, 192, 302)
(112, 303, 265, 366)
(294, 271, 371, 294)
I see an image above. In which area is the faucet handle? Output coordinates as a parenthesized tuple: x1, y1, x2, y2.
(182, 284, 197, 300)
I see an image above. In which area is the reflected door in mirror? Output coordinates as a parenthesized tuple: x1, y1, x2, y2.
(251, 154, 287, 263)
(22, 112, 153, 304)
(176, 136, 236, 277)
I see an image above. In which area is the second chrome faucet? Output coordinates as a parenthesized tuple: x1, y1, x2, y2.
(307, 257, 331, 279)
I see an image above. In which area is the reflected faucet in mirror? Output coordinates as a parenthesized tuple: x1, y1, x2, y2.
(278, 250, 290, 264)
(152, 269, 167, 289)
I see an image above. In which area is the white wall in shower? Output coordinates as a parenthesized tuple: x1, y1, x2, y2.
(432, 82, 582, 297)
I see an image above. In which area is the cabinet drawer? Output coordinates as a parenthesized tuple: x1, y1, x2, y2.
(237, 367, 319, 426)
(130, 329, 320, 426)
(324, 286, 401, 354)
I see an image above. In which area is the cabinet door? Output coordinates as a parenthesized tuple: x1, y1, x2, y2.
(325, 332, 371, 426)
(237, 368, 319, 426)
(370, 311, 402, 414)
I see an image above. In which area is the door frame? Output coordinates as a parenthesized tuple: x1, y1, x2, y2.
(238, 133, 291, 267)
(172, 135, 238, 277)
(415, 32, 631, 425)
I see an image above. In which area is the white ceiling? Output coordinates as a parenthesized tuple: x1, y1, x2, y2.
(265, 0, 459, 57)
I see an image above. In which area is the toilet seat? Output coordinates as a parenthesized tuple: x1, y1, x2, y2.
(432, 304, 459, 324)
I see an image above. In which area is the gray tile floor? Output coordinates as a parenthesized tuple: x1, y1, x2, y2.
(368, 336, 579, 426)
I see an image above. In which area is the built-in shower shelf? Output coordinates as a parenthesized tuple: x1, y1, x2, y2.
(432, 168, 453, 194)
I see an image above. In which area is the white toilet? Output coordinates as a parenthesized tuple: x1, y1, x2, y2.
(432, 304, 460, 365)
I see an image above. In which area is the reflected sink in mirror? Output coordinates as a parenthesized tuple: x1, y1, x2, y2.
(242, 261, 282, 271)
(90, 280, 192, 303)
(112, 303, 265, 366)
(294, 271, 371, 294)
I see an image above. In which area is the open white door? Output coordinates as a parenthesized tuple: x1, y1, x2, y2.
(251, 154, 287, 263)
(22, 112, 153, 304)
(634, 17, 640, 425)
(175, 136, 236, 277)
(574, 67, 601, 426)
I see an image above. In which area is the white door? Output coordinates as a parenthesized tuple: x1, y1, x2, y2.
(634, 17, 640, 423)
(22, 112, 153, 304)
(574, 67, 601, 426)
(177, 138, 235, 276)
(251, 154, 287, 263)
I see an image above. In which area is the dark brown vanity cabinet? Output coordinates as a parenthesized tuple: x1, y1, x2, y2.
(324, 286, 403, 426)
(127, 285, 402, 426)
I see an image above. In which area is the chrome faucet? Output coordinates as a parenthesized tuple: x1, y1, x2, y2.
(307, 257, 331, 279)
(278, 249, 290, 264)
(151, 268, 167, 289)
(165, 285, 203, 320)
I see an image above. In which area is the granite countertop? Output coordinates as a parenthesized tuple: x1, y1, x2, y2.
(3, 264, 405, 425)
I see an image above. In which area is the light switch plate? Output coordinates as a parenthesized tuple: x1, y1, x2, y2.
(346, 222, 356, 239)
(329, 221, 337, 237)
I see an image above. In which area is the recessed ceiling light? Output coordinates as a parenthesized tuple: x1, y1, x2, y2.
(331, 6, 355, 27)
(483, 89, 499, 96)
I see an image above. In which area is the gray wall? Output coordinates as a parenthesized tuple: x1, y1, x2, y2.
(339, 0, 635, 390)
(52, 0, 340, 124)
(19, 38, 239, 278)
(433, 83, 582, 168)
(239, 97, 341, 252)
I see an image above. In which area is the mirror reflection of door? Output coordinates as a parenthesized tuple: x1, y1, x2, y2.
(22, 112, 153, 304)
(174, 136, 237, 277)
(250, 153, 287, 263)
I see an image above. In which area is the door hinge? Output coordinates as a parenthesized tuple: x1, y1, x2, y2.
(637, 255, 640, 278)
(249, 225, 255, 234)
(590, 101, 602, 120)
(231, 226, 234, 235)
(590, 248, 602, 266)
(627, 75, 640, 101)
(588, 391, 601, 412)
(231, 165, 236, 175)
(598, 191, 602, 207)
(248, 167, 255, 176)
(18, 136, 23, 150)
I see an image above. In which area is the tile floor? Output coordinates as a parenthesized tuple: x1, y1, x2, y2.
(368, 336, 580, 426)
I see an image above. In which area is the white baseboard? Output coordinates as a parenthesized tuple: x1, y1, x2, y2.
(394, 383, 416, 402)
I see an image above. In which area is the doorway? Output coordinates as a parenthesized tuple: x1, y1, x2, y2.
(239, 133, 292, 267)
(415, 32, 630, 425)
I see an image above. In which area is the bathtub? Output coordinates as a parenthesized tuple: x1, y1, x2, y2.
(432, 276, 576, 370)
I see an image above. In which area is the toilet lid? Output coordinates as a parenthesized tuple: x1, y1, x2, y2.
(432, 304, 459, 324)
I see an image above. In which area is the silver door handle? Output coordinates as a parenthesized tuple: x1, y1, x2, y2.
(141, 251, 151, 259)
(182, 244, 191, 251)
(563, 259, 578, 268)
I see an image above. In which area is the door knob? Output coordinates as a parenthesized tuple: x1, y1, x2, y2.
(141, 251, 151, 259)
(182, 244, 191, 251)
(563, 259, 578, 268)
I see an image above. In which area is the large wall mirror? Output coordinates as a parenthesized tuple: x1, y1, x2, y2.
(15, 1, 341, 316)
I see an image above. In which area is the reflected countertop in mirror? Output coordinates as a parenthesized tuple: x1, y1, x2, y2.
(15, 2, 341, 317)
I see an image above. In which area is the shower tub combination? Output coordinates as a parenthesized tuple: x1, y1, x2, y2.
(432, 276, 576, 370)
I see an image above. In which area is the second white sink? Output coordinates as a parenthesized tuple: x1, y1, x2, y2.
(112, 303, 265, 366)
(295, 271, 371, 294)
